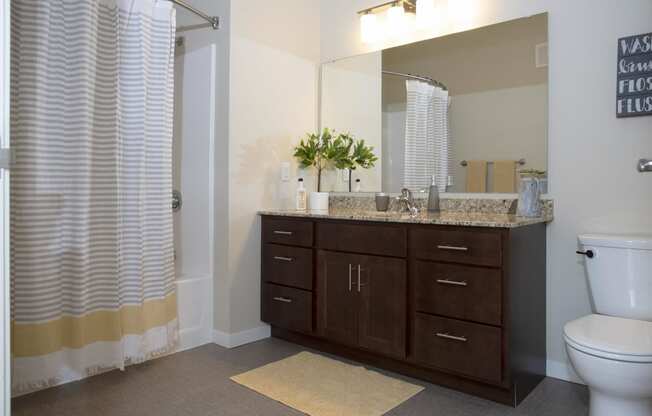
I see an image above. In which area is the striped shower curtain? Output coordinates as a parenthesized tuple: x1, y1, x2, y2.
(403, 80, 450, 191)
(10, 0, 177, 394)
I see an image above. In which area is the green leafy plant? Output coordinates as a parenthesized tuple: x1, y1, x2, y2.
(293, 129, 378, 192)
(338, 133, 378, 191)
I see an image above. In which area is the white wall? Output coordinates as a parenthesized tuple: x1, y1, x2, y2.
(225, 0, 321, 336)
(319, 0, 652, 382)
(176, 0, 321, 346)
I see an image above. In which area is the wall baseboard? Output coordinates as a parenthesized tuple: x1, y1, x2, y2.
(177, 326, 212, 353)
(546, 359, 584, 385)
(212, 325, 271, 349)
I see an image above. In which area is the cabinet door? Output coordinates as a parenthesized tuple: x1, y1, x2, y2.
(358, 255, 407, 359)
(316, 250, 359, 347)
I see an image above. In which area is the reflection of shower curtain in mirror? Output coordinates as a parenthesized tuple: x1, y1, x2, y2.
(11, 0, 177, 395)
(403, 80, 450, 191)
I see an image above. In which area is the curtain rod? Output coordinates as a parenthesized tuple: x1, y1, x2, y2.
(170, 0, 219, 30)
(382, 70, 448, 91)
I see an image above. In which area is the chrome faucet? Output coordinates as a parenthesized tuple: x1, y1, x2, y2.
(638, 158, 652, 172)
(396, 188, 419, 217)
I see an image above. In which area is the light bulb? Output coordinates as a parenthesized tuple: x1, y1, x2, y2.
(416, 0, 436, 29)
(387, 3, 407, 37)
(360, 12, 380, 44)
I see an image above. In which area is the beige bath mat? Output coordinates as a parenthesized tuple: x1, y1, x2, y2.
(230, 351, 424, 416)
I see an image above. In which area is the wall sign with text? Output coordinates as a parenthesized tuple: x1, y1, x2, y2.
(617, 32, 652, 117)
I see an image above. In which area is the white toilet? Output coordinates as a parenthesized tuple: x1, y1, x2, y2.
(564, 234, 652, 416)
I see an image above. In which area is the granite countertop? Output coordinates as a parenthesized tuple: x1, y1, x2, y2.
(258, 208, 552, 228)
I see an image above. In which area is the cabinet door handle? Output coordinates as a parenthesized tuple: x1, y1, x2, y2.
(348, 264, 353, 292)
(272, 296, 292, 303)
(436, 332, 467, 342)
(273, 230, 293, 236)
(273, 256, 293, 262)
(357, 264, 362, 292)
(437, 245, 469, 252)
(436, 279, 468, 287)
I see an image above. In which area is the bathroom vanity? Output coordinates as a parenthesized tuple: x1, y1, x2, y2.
(258, 208, 548, 406)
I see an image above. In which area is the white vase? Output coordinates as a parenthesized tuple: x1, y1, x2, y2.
(309, 192, 329, 213)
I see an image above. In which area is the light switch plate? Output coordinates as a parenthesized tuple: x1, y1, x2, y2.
(280, 162, 290, 182)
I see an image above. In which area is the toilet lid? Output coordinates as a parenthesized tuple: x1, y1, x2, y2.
(564, 314, 652, 358)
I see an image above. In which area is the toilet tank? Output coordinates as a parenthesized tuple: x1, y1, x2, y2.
(578, 234, 652, 321)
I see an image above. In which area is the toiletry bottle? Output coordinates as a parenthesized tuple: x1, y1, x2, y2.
(354, 178, 361, 192)
(296, 178, 307, 211)
(427, 175, 440, 212)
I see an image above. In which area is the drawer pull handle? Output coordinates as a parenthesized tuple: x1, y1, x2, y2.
(273, 256, 293, 262)
(436, 332, 467, 342)
(272, 296, 293, 303)
(437, 245, 469, 252)
(357, 264, 362, 292)
(436, 279, 468, 287)
(273, 230, 293, 236)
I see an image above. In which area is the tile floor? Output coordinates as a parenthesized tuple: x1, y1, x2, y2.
(12, 337, 589, 416)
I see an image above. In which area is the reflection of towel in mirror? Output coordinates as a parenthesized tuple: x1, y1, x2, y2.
(465, 160, 487, 192)
(493, 160, 517, 193)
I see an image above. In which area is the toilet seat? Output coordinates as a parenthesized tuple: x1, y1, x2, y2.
(564, 314, 652, 363)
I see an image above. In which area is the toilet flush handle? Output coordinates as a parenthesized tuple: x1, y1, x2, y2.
(576, 250, 594, 259)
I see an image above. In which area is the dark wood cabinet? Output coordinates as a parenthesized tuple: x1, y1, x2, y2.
(261, 283, 312, 333)
(260, 215, 547, 407)
(414, 261, 502, 326)
(317, 251, 406, 358)
(413, 313, 502, 383)
(357, 255, 406, 359)
(316, 251, 359, 347)
(263, 244, 313, 290)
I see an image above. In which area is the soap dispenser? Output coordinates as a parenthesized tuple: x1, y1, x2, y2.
(427, 175, 440, 212)
(296, 178, 307, 211)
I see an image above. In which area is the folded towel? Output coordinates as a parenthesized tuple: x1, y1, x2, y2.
(465, 160, 487, 192)
(493, 160, 517, 193)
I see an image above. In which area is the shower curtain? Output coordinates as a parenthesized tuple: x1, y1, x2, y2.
(403, 80, 450, 191)
(10, 0, 177, 394)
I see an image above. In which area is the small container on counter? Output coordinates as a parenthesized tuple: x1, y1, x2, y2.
(375, 193, 390, 212)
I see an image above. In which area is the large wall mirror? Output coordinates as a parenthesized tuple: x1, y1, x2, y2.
(320, 13, 548, 194)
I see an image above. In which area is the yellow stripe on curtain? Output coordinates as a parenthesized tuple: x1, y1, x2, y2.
(12, 293, 177, 358)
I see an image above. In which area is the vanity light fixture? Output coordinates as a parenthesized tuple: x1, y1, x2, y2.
(360, 11, 381, 44)
(358, 0, 416, 43)
(387, 2, 407, 37)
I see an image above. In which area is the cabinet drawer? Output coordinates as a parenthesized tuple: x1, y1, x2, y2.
(317, 222, 406, 257)
(261, 283, 312, 333)
(263, 244, 313, 290)
(262, 217, 313, 247)
(413, 313, 502, 383)
(411, 228, 502, 267)
(414, 261, 502, 326)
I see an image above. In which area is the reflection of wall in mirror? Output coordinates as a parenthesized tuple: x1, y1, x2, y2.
(320, 52, 382, 192)
(382, 14, 548, 193)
